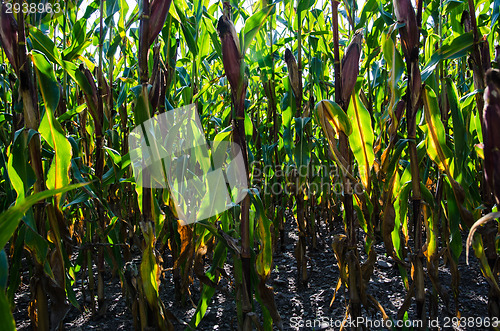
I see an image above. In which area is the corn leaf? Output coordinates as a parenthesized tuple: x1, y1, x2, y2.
(189, 239, 227, 328)
(7, 130, 36, 202)
(32, 51, 72, 206)
(294, 117, 312, 179)
(0, 289, 15, 331)
(0, 183, 88, 250)
(315, 99, 352, 136)
(29, 27, 94, 96)
(421, 85, 453, 174)
(250, 190, 273, 278)
(241, 3, 276, 54)
(29, 27, 62, 65)
(421, 32, 474, 81)
(0, 250, 7, 291)
(140, 222, 160, 306)
(446, 78, 468, 178)
(444, 179, 462, 262)
(423, 85, 474, 228)
(347, 90, 375, 189)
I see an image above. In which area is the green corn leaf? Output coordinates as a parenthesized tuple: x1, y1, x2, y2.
(64, 40, 92, 62)
(382, 32, 404, 116)
(71, 18, 87, 46)
(118, 0, 129, 34)
(394, 181, 410, 258)
(32, 51, 73, 206)
(24, 227, 49, 267)
(31, 51, 60, 112)
(7, 129, 36, 202)
(133, 84, 152, 126)
(204, 16, 222, 59)
(423, 85, 475, 228)
(0, 183, 89, 250)
(471, 236, 500, 296)
(294, 117, 312, 178)
(421, 85, 453, 174)
(315, 99, 352, 136)
(244, 110, 254, 143)
(29, 27, 94, 96)
(347, 90, 375, 189)
(446, 78, 468, 179)
(29, 27, 63, 65)
(421, 32, 474, 82)
(356, 0, 377, 29)
(444, 179, 462, 262)
(181, 21, 198, 56)
(0, 289, 15, 331)
(0, 250, 7, 291)
(175, 1, 197, 56)
(65, 61, 95, 96)
(139, 222, 160, 306)
(105, 0, 120, 25)
(241, 3, 276, 55)
(282, 92, 295, 159)
(249, 189, 273, 278)
(422, 203, 438, 263)
(297, 0, 315, 16)
(63, 18, 91, 62)
(188, 239, 227, 329)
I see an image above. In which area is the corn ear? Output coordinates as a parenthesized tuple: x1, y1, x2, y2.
(78, 64, 99, 117)
(217, 15, 242, 91)
(480, 36, 491, 71)
(0, 3, 18, 73)
(284, 48, 301, 101)
(482, 68, 500, 205)
(461, 10, 471, 33)
(148, 0, 172, 46)
(341, 31, 362, 106)
(394, 0, 418, 59)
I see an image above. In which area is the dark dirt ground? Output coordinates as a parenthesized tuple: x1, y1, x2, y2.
(11, 214, 490, 331)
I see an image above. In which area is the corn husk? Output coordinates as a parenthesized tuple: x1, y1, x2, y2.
(284, 48, 300, 101)
(148, 0, 172, 46)
(394, 0, 418, 58)
(482, 68, 500, 205)
(0, 3, 19, 73)
(341, 32, 363, 106)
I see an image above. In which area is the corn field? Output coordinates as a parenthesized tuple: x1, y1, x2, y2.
(0, 0, 499, 329)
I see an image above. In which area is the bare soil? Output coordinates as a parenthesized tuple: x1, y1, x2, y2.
(11, 217, 489, 331)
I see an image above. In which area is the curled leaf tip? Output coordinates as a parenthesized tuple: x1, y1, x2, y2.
(315, 99, 352, 136)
